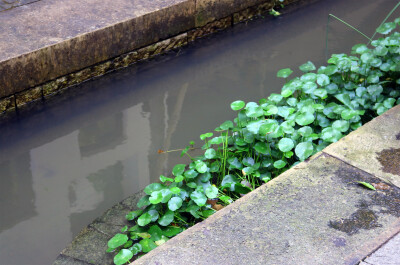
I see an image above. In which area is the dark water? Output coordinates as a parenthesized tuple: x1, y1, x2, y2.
(0, 0, 399, 264)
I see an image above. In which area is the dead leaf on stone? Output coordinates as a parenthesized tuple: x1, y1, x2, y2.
(372, 182, 391, 190)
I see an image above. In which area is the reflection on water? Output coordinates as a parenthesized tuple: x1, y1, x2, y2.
(0, 0, 399, 264)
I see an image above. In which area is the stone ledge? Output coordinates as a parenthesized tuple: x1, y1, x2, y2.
(0, 0, 314, 115)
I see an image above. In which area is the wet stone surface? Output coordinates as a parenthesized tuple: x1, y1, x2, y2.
(377, 148, 400, 176)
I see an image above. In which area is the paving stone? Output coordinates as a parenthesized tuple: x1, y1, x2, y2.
(60, 227, 114, 265)
(53, 254, 92, 265)
(132, 153, 400, 265)
(364, 233, 400, 265)
(324, 105, 400, 188)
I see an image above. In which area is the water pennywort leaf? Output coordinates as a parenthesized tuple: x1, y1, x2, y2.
(168, 197, 183, 211)
(205, 185, 219, 199)
(108, 234, 129, 249)
(278, 138, 294, 152)
(299, 61, 316, 72)
(114, 249, 133, 265)
(158, 210, 174, 226)
(295, 142, 314, 161)
(277, 68, 293, 78)
(230, 100, 245, 111)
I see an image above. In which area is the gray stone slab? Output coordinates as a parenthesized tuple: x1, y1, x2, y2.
(60, 227, 114, 265)
(364, 233, 400, 265)
(53, 254, 92, 265)
(0, 0, 195, 97)
(324, 105, 400, 188)
(132, 153, 400, 265)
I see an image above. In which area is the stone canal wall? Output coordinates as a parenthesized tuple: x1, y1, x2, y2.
(0, 0, 318, 115)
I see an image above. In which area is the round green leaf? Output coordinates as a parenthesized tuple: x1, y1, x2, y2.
(277, 68, 293, 78)
(254, 142, 269, 154)
(195, 161, 208, 173)
(144, 183, 164, 195)
(139, 238, 157, 253)
(170, 187, 181, 194)
(295, 112, 315, 126)
(184, 169, 198, 179)
(129, 243, 142, 255)
(313, 88, 328, 99)
(158, 210, 174, 226)
(190, 190, 207, 206)
(281, 89, 293, 97)
(361, 53, 374, 64)
(332, 120, 349, 132)
(299, 61, 316, 72)
(149, 191, 163, 204)
(148, 225, 163, 241)
(168, 197, 183, 211)
(264, 105, 278, 115)
(302, 81, 317, 94)
(230, 100, 245, 111)
(148, 210, 159, 222)
(273, 160, 287, 169)
(278, 138, 294, 152)
(162, 227, 183, 237)
(126, 210, 143, 221)
(108, 234, 128, 249)
(295, 142, 314, 161)
(317, 74, 330, 86)
(137, 195, 151, 208)
(114, 249, 133, 265)
(268, 94, 283, 103)
(204, 148, 217, 159)
(245, 106, 264, 118)
(376, 22, 396, 34)
(172, 164, 186, 177)
(205, 185, 219, 199)
(220, 120, 233, 130)
(160, 189, 173, 203)
(137, 213, 152, 226)
(321, 127, 342, 143)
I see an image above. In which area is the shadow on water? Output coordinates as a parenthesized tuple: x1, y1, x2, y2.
(0, 0, 400, 264)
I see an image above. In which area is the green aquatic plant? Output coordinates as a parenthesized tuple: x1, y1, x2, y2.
(107, 17, 400, 265)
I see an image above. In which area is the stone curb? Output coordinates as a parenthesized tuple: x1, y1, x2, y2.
(0, 0, 315, 115)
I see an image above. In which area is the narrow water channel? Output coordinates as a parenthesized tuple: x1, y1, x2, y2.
(0, 0, 398, 264)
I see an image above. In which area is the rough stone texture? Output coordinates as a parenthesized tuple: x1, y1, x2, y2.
(363, 233, 400, 265)
(324, 105, 400, 188)
(15, 86, 43, 108)
(60, 227, 114, 265)
(132, 153, 400, 265)
(0, 0, 195, 97)
(53, 192, 144, 264)
(52, 254, 91, 265)
(195, 0, 266, 27)
(0, 95, 14, 113)
(188, 17, 232, 42)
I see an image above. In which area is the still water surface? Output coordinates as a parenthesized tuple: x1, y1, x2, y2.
(0, 0, 399, 264)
